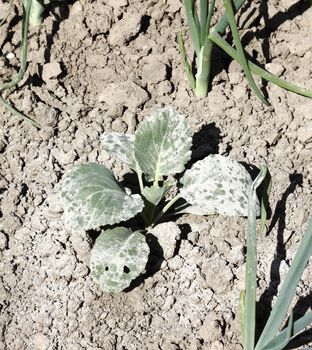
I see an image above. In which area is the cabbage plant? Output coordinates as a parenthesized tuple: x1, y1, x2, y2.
(241, 166, 312, 350)
(58, 108, 260, 293)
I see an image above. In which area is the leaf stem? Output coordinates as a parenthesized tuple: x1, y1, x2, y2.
(136, 167, 144, 193)
(195, 40, 213, 97)
(153, 193, 181, 226)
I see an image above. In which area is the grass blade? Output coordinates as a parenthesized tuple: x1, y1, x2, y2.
(261, 312, 293, 350)
(178, 32, 196, 89)
(0, 95, 40, 128)
(244, 165, 268, 349)
(205, 0, 216, 36)
(223, 0, 269, 105)
(259, 168, 272, 237)
(264, 311, 312, 350)
(184, 0, 201, 55)
(209, 32, 312, 98)
(255, 217, 312, 350)
(214, 0, 247, 34)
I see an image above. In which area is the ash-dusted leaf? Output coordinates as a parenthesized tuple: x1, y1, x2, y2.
(142, 186, 166, 206)
(101, 132, 136, 168)
(180, 155, 258, 217)
(90, 227, 150, 293)
(142, 180, 173, 206)
(58, 163, 144, 230)
(134, 107, 192, 181)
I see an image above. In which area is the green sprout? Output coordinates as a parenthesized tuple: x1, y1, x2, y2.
(29, 0, 54, 27)
(179, 0, 312, 101)
(241, 165, 312, 350)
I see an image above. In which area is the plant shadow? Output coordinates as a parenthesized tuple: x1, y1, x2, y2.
(255, 173, 311, 345)
(285, 291, 312, 349)
(190, 122, 222, 161)
(124, 233, 164, 292)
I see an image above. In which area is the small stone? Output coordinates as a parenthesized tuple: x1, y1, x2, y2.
(42, 62, 62, 81)
(149, 222, 181, 259)
(5, 52, 15, 60)
(168, 255, 183, 270)
(265, 62, 285, 77)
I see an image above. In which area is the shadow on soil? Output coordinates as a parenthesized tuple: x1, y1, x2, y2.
(210, 0, 311, 93)
(255, 173, 312, 347)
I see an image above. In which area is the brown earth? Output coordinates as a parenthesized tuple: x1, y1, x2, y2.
(0, 0, 311, 349)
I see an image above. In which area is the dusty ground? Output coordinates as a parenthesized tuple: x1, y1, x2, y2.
(0, 0, 311, 349)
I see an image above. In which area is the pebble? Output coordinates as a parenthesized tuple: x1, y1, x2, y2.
(265, 62, 285, 76)
(168, 255, 183, 270)
(42, 62, 62, 81)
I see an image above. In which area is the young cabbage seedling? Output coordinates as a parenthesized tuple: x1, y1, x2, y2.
(179, 0, 312, 101)
(241, 167, 312, 350)
(58, 108, 261, 293)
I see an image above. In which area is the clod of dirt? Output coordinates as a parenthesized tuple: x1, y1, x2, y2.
(141, 55, 168, 84)
(149, 222, 181, 260)
(202, 255, 234, 293)
(98, 81, 149, 110)
(297, 123, 312, 144)
(199, 313, 223, 343)
(108, 11, 142, 46)
(42, 62, 62, 82)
